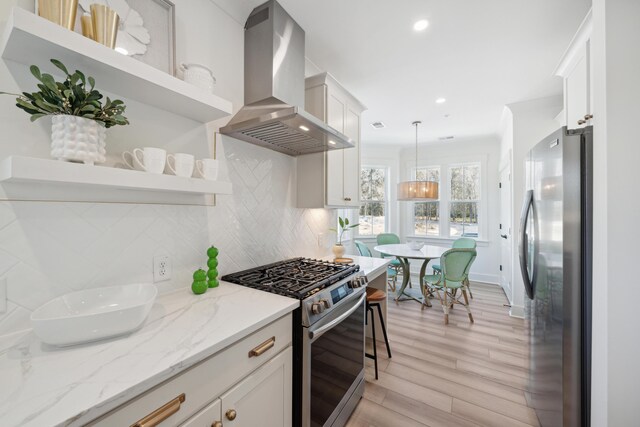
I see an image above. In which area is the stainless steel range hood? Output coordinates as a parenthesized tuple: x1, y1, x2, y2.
(219, 0, 355, 156)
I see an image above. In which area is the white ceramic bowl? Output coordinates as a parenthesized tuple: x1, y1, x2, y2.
(31, 283, 157, 347)
(407, 241, 424, 251)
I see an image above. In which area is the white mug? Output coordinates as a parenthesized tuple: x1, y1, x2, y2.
(122, 151, 145, 171)
(124, 147, 166, 174)
(167, 153, 195, 177)
(196, 159, 219, 180)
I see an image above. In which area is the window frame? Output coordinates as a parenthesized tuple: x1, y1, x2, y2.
(412, 165, 441, 238)
(356, 165, 389, 237)
(448, 162, 481, 238)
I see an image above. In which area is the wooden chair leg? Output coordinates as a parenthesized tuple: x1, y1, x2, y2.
(465, 278, 473, 299)
(443, 290, 449, 325)
(462, 288, 474, 323)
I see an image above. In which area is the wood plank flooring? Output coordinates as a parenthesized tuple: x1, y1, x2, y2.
(346, 282, 538, 427)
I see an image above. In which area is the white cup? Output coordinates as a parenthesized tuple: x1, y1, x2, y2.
(123, 147, 166, 174)
(167, 153, 195, 177)
(196, 159, 219, 180)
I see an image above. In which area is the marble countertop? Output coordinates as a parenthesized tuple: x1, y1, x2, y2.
(323, 255, 390, 280)
(0, 282, 298, 427)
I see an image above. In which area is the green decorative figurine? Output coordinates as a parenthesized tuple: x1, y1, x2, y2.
(207, 245, 220, 288)
(192, 269, 208, 295)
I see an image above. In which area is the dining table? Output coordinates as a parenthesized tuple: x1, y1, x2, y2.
(373, 243, 448, 305)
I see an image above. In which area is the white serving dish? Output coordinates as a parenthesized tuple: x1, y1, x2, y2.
(407, 241, 424, 250)
(31, 283, 157, 346)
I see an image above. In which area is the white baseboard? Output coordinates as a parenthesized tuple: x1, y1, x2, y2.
(468, 273, 499, 285)
(509, 304, 525, 318)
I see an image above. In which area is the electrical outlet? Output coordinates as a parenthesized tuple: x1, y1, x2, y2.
(153, 255, 172, 282)
(317, 232, 326, 248)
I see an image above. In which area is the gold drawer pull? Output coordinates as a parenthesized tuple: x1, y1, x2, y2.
(212, 422, 223, 427)
(226, 409, 237, 420)
(248, 336, 275, 358)
(131, 393, 185, 427)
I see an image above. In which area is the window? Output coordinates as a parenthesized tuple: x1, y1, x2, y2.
(413, 167, 440, 236)
(358, 167, 387, 236)
(449, 163, 480, 237)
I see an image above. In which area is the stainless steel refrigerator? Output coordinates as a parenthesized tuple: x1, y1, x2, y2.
(519, 126, 592, 427)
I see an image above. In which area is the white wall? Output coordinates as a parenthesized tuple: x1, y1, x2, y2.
(501, 96, 563, 316)
(591, 0, 640, 425)
(359, 137, 502, 285)
(0, 0, 334, 338)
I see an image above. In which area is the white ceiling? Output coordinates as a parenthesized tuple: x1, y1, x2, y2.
(213, 0, 592, 146)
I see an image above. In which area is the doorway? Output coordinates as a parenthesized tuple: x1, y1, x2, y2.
(499, 161, 512, 300)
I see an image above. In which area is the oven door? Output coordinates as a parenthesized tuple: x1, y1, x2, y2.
(302, 287, 366, 427)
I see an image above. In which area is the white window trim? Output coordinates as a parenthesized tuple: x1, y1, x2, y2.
(403, 154, 489, 240)
(356, 165, 390, 238)
(411, 165, 442, 238)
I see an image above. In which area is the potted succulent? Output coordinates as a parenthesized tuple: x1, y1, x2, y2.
(1, 59, 129, 165)
(329, 216, 359, 259)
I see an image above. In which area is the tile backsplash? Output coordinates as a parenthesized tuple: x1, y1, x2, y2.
(0, 136, 335, 337)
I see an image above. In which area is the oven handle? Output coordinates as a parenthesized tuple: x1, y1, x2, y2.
(308, 292, 366, 342)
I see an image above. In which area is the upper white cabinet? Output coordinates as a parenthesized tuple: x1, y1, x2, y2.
(555, 10, 593, 129)
(1, 8, 233, 123)
(297, 73, 366, 209)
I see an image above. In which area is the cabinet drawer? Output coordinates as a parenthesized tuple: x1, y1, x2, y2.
(89, 314, 292, 427)
(180, 399, 221, 427)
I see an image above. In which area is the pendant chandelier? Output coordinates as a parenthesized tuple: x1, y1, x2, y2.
(397, 121, 439, 201)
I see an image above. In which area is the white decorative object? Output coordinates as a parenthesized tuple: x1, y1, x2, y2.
(196, 158, 219, 180)
(50, 115, 106, 165)
(129, 147, 166, 174)
(167, 152, 195, 177)
(181, 63, 216, 93)
(122, 150, 145, 170)
(31, 283, 157, 346)
(332, 244, 346, 259)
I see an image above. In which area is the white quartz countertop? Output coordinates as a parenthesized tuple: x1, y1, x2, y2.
(0, 282, 298, 427)
(322, 255, 390, 280)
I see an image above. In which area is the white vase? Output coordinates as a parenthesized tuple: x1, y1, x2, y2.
(50, 115, 106, 165)
(332, 244, 346, 259)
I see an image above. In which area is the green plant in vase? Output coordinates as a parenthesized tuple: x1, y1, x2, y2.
(329, 216, 359, 259)
(0, 58, 129, 165)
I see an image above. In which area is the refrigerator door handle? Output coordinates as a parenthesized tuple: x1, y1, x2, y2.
(519, 189, 535, 299)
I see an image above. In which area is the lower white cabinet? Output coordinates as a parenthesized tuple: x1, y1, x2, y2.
(88, 314, 292, 427)
(181, 347, 292, 427)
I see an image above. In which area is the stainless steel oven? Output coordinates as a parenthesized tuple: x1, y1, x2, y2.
(302, 283, 366, 427)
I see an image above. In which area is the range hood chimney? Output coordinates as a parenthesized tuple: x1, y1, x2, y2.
(219, 0, 355, 156)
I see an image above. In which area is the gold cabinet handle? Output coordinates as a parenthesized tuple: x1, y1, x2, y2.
(344, 197, 352, 201)
(226, 409, 237, 421)
(248, 336, 275, 358)
(577, 119, 586, 125)
(585, 114, 593, 120)
(212, 422, 223, 427)
(131, 393, 185, 427)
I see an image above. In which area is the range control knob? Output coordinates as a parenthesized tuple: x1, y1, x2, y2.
(311, 302, 325, 314)
(321, 299, 330, 309)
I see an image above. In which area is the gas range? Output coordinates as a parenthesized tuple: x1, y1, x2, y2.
(222, 257, 368, 427)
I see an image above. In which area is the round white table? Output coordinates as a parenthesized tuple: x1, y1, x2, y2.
(373, 244, 447, 304)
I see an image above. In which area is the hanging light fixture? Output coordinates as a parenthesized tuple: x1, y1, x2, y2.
(397, 121, 439, 201)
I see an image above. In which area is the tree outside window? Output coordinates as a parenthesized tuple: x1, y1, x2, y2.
(449, 163, 480, 237)
(413, 167, 440, 236)
(359, 167, 386, 236)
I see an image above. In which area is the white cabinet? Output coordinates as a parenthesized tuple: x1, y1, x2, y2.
(297, 73, 366, 209)
(219, 347, 292, 427)
(556, 10, 593, 129)
(89, 314, 292, 427)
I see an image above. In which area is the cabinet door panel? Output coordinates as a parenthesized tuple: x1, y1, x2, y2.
(327, 92, 346, 133)
(326, 149, 344, 206)
(343, 106, 360, 207)
(220, 347, 292, 427)
(566, 45, 589, 129)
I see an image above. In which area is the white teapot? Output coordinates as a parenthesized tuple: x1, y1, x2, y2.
(180, 63, 216, 93)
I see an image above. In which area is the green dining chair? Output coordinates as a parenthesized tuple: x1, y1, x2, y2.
(376, 233, 406, 287)
(422, 248, 476, 324)
(355, 240, 398, 292)
(432, 237, 477, 298)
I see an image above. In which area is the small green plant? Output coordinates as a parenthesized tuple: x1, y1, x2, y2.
(329, 216, 359, 245)
(0, 59, 129, 128)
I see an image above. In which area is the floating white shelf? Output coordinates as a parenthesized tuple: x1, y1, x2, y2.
(0, 156, 232, 205)
(0, 7, 233, 123)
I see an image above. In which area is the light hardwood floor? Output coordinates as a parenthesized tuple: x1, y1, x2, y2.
(346, 282, 538, 427)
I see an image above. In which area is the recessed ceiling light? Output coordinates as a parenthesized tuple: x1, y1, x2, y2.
(413, 19, 429, 31)
(328, 140, 336, 145)
(436, 97, 446, 104)
(299, 125, 309, 131)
